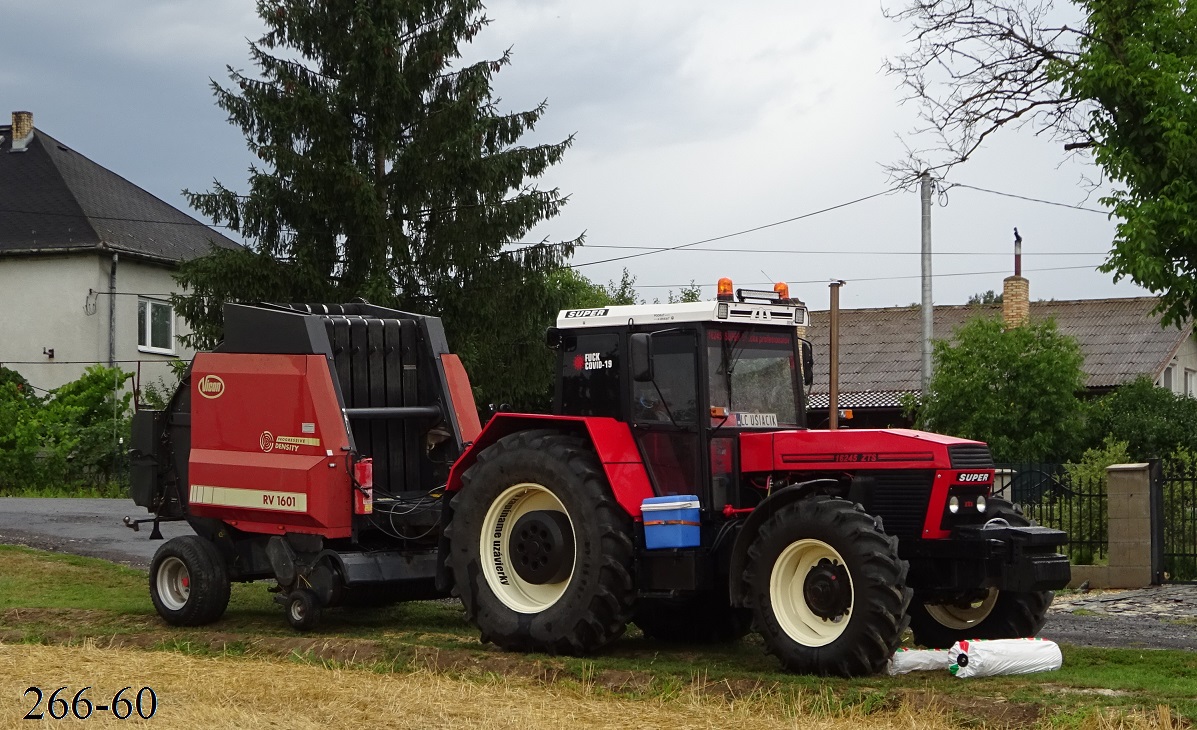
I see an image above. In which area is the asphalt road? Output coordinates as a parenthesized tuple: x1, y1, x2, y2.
(2, 497, 1195, 652)
(0, 497, 192, 567)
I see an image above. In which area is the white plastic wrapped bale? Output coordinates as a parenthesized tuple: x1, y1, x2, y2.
(948, 638, 1063, 678)
(887, 647, 952, 675)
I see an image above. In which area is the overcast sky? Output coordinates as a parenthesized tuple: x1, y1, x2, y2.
(1, 0, 1151, 312)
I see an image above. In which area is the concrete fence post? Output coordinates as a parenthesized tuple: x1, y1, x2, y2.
(1068, 463, 1154, 589)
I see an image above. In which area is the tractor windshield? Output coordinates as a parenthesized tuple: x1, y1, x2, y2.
(707, 327, 800, 427)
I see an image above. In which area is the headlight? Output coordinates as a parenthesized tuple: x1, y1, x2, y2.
(948, 495, 960, 514)
(977, 495, 987, 513)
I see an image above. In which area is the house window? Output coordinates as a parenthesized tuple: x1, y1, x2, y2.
(138, 299, 175, 355)
(1187, 369, 1197, 398)
(1163, 365, 1175, 392)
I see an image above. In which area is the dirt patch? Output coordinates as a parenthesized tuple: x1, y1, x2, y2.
(594, 669, 657, 694)
(705, 677, 782, 701)
(406, 644, 569, 683)
(1042, 684, 1134, 698)
(928, 692, 1043, 729)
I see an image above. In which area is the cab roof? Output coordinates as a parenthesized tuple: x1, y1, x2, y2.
(555, 299, 809, 329)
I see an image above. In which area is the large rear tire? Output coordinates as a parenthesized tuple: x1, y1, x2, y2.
(907, 498, 1053, 648)
(634, 591, 753, 644)
(149, 535, 231, 626)
(446, 430, 636, 655)
(744, 496, 910, 676)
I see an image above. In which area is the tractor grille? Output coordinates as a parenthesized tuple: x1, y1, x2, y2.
(948, 444, 994, 470)
(866, 470, 935, 541)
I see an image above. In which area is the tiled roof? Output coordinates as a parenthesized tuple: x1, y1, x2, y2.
(805, 297, 1191, 400)
(806, 390, 916, 409)
(0, 124, 240, 262)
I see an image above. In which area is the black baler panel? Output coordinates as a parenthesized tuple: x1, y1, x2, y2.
(320, 315, 422, 495)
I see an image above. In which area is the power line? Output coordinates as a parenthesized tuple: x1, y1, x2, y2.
(565, 188, 900, 269)
(580, 244, 1107, 256)
(953, 183, 1110, 214)
(634, 264, 1104, 289)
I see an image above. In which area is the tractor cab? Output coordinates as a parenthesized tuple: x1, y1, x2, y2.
(548, 279, 812, 510)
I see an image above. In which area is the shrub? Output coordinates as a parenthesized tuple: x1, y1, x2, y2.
(914, 316, 1086, 461)
(0, 366, 133, 496)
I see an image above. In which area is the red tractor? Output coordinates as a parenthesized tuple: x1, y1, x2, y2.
(128, 283, 1069, 677)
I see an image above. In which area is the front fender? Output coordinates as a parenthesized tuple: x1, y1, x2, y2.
(726, 478, 843, 607)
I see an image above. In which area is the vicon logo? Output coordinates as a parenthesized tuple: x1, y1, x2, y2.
(198, 375, 226, 399)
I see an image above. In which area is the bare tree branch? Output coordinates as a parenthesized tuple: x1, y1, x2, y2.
(883, 0, 1092, 182)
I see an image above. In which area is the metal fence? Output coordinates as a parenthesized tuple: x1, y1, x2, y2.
(1156, 466, 1197, 583)
(995, 462, 1108, 565)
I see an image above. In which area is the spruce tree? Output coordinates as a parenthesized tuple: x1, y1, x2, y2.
(176, 0, 578, 406)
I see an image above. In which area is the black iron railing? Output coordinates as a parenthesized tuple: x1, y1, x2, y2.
(995, 462, 1108, 565)
(1157, 467, 1197, 583)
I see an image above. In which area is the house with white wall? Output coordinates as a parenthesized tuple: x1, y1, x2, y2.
(0, 111, 241, 393)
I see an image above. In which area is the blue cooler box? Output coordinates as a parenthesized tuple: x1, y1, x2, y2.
(641, 495, 701, 549)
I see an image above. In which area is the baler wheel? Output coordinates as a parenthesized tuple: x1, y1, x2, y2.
(744, 496, 910, 677)
(446, 430, 636, 655)
(907, 498, 1053, 648)
(149, 535, 231, 626)
(285, 589, 322, 632)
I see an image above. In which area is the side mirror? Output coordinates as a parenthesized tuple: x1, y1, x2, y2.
(630, 333, 654, 382)
(545, 326, 563, 350)
(801, 340, 814, 388)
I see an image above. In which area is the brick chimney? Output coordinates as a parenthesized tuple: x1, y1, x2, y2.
(10, 110, 33, 152)
(1002, 227, 1029, 328)
(1002, 275, 1029, 327)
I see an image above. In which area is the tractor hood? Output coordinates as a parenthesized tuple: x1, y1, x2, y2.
(739, 428, 991, 473)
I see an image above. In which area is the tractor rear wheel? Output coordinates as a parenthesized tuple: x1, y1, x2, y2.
(907, 498, 1053, 648)
(446, 430, 636, 655)
(149, 535, 231, 626)
(634, 592, 752, 644)
(744, 496, 910, 676)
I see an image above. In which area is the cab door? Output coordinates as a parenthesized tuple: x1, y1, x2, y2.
(632, 331, 702, 498)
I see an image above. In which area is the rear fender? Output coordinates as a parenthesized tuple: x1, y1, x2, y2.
(446, 414, 655, 519)
(726, 478, 844, 607)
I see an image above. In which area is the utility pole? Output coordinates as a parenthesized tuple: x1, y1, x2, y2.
(828, 280, 845, 430)
(920, 172, 933, 391)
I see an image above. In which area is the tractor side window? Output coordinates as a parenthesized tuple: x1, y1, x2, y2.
(633, 332, 698, 423)
(559, 333, 620, 417)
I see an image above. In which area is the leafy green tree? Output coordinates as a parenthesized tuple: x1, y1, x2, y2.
(885, 0, 1197, 326)
(0, 366, 132, 494)
(1084, 376, 1197, 460)
(967, 290, 1003, 305)
(602, 268, 642, 305)
(175, 0, 578, 407)
(668, 280, 703, 303)
(914, 317, 1086, 461)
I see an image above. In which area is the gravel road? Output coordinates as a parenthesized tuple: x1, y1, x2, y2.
(0, 497, 190, 567)
(2, 497, 1195, 651)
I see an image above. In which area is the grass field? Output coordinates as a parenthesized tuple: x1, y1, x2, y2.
(0, 545, 1194, 729)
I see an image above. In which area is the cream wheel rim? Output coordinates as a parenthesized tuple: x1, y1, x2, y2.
(924, 588, 999, 629)
(769, 539, 853, 646)
(480, 483, 575, 613)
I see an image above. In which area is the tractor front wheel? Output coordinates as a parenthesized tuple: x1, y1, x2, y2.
(446, 430, 636, 655)
(907, 498, 1054, 648)
(744, 496, 910, 676)
(149, 535, 231, 626)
